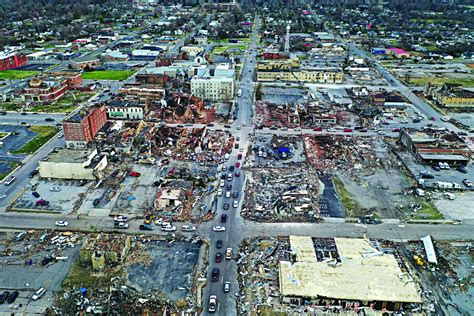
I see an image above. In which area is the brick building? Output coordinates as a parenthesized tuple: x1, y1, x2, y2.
(0, 53, 27, 71)
(23, 71, 83, 102)
(62, 105, 108, 148)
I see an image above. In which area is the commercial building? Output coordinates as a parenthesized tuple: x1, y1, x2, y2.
(118, 84, 165, 102)
(70, 55, 101, 70)
(257, 59, 343, 84)
(399, 128, 472, 165)
(190, 64, 235, 101)
(427, 84, 474, 108)
(62, 105, 108, 148)
(279, 236, 422, 311)
(0, 52, 27, 70)
(131, 45, 163, 60)
(107, 100, 145, 120)
(180, 45, 204, 57)
(101, 50, 129, 62)
(23, 71, 82, 102)
(39, 148, 107, 180)
(386, 47, 410, 58)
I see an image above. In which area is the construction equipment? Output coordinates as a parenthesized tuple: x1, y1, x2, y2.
(413, 255, 425, 268)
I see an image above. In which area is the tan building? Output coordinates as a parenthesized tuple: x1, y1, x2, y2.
(257, 59, 343, 83)
(428, 84, 474, 108)
(279, 236, 422, 311)
(39, 148, 107, 180)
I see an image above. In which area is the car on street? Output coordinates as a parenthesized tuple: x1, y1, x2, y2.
(377, 131, 385, 135)
(139, 224, 153, 231)
(459, 132, 468, 136)
(226, 248, 233, 260)
(392, 128, 401, 132)
(114, 222, 129, 229)
(216, 240, 223, 248)
(226, 184, 232, 190)
(45, 118, 55, 122)
(162, 225, 177, 232)
(55, 220, 68, 227)
(213, 226, 226, 232)
(462, 179, 472, 187)
(129, 171, 141, 177)
(182, 225, 196, 232)
(215, 252, 222, 263)
(50, 186, 61, 192)
(237, 125, 241, 130)
(235, 171, 240, 177)
(313, 127, 322, 131)
(237, 153, 242, 160)
(327, 128, 336, 132)
(217, 188, 223, 196)
(4, 176, 16, 185)
(233, 200, 238, 208)
(221, 214, 227, 223)
(225, 191, 231, 198)
(219, 180, 225, 187)
(232, 191, 239, 198)
(432, 165, 441, 171)
(223, 203, 229, 210)
(235, 162, 241, 168)
(29, 169, 39, 178)
(229, 165, 235, 172)
(223, 281, 231, 293)
(208, 295, 217, 313)
(211, 267, 220, 281)
(343, 128, 352, 132)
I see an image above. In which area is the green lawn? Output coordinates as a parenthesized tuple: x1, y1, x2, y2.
(213, 44, 248, 54)
(10, 126, 57, 154)
(408, 77, 474, 87)
(81, 70, 135, 80)
(332, 176, 364, 217)
(29, 92, 94, 113)
(408, 200, 444, 220)
(0, 70, 39, 80)
(63, 261, 115, 289)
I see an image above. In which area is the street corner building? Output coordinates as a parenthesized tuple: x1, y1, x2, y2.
(279, 236, 422, 312)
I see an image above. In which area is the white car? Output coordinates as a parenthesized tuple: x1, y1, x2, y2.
(182, 225, 197, 232)
(162, 225, 177, 232)
(50, 186, 61, 192)
(217, 189, 223, 197)
(225, 191, 231, 198)
(208, 295, 217, 313)
(462, 179, 472, 187)
(327, 128, 336, 132)
(213, 226, 226, 232)
(233, 200, 238, 208)
(114, 222, 129, 229)
(155, 218, 163, 225)
(55, 220, 68, 227)
(114, 215, 128, 222)
(219, 180, 225, 187)
(378, 131, 386, 135)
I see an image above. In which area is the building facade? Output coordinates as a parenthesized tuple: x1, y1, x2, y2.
(107, 100, 145, 120)
(0, 53, 27, 71)
(191, 77, 234, 101)
(62, 105, 108, 148)
(23, 71, 82, 102)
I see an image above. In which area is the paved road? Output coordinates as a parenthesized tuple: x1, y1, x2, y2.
(1, 113, 65, 126)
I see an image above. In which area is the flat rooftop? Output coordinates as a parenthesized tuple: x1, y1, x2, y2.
(42, 148, 95, 164)
(279, 237, 422, 303)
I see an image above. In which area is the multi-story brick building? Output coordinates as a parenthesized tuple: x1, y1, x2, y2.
(23, 71, 82, 102)
(0, 53, 27, 71)
(62, 105, 108, 148)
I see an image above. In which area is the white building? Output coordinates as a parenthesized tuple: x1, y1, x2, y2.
(107, 101, 145, 120)
(39, 148, 107, 180)
(190, 64, 235, 101)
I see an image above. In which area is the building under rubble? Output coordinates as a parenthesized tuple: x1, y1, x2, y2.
(80, 234, 131, 270)
(279, 236, 422, 312)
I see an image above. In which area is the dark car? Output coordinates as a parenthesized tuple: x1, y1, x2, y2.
(419, 171, 434, 179)
(93, 198, 101, 207)
(0, 291, 10, 304)
(458, 132, 468, 136)
(220, 173, 226, 180)
(216, 240, 223, 249)
(139, 224, 153, 231)
(45, 118, 54, 122)
(226, 184, 232, 190)
(237, 153, 242, 160)
(235, 171, 240, 177)
(432, 165, 441, 172)
(221, 214, 227, 223)
(211, 268, 219, 282)
(28, 169, 39, 178)
(7, 291, 18, 304)
(232, 191, 239, 198)
(215, 252, 222, 263)
(229, 166, 235, 172)
(41, 256, 54, 266)
(457, 165, 468, 173)
(21, 112, 27, 115)
(32, 191, 40, 198)
(223, 203, 229, 210)
(207, 123, 214, 127)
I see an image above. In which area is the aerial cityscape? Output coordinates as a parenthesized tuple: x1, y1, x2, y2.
(0, 0, 472, 315)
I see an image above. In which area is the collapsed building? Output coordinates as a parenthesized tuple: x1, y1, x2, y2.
(279, 236, 422, 312)
(80, 234, 131, 270)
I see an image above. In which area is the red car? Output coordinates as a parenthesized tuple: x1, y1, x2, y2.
(129, 171, 141, 177)
(313, 127, 322, 131)
(215, 252, 222, 263)
(343, 128, 352, 132)
(235, 171, 240, 177)
(235, 162, 241, 168)
(392, 128, 401, 132)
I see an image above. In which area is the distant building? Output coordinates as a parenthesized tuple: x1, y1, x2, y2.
(101, 50, 129, 62)
(62, 105, 108, 148)
(428, 84, 474, 108)
(180, 45, 204, 57)
(386, 47, 410, 58)
(70, 55, 101, 70)
(107, 99, 145, 120)
(131, 45, 163, 60)
(118, 84, 165, 102)
(135, 72, 169, 86)
(371, 48, 386, 55)
(0, 52, 27, 70)
(23, 71, 82, 102)
(257, 59, 343, 83)
(39, 148, 107, 180)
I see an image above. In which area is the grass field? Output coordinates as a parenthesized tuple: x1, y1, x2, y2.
(29, 92, 94, 113)
(411, 200, 444, 220)
(10, 126, 57, 154)
(213, 44, 248, 54)
(81, 70, 135, 80)
(0, 70, 39, 80)
(333, 176, 363, 217)
(408, 77, 474, 87)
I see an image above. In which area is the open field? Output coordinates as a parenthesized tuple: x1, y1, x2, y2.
(0, 70, 39, 80)
(408, 77, 474, 87)
(81, 70, 135, 80)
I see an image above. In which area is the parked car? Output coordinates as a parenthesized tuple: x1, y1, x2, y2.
(114, 215, 128, 222)
(6, 291, 19, 304)
(45, 118, 54, 122)
(462, 179, 472, 187)
(457, 165, 468, 173)
(392, 128, 401, 132)
(55, 220, 68, 227)
(237, 153, 242, 160)
(139, 224, 153, 231)
(313, 127, 322, 131)
(32, 191, 40, 198)
(213, 226, 226, 232)
(211, 268, 220, 281)
(161, 225, 177, 232)
(419, 171, 434, 179)
(28, 169, 39, 178)
(235, 171, 240, 177)
(114, 222, 129, 229)
(216, 240, 223, 248)
(32, 288, 46, 300)
(233, 200, 238, 208)
(343, 128, 352, 132)
(235, 162, 241, 168)
(225, 248, 233, 260)
(221, 214, 227, 223)
(432, 165, 441, 171)
(41, 256, 54, 266)
(93, 198, 101, 207)
(217, 188, 223, 196)
(229, 165, 235, 172)
(0, 291, 10, 304)
(215, 252, 222, 263)
(223, 203, 229, 210)
(129, 171, 141, 177)
(223, 281, 231, 293)
(232, 191, 239, 198)
(225, 191, 231, 198)
(36, 199, 49, 206)
(226, 184, 232, 190)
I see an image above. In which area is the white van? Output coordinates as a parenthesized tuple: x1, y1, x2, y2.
(32, 288, 46, 300)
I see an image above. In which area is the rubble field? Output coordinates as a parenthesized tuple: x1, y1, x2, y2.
(53, 234, 204, 315)
(250, 134, 307, 168)
(242, 164, 321, 222)
(0, 230, 82, 315)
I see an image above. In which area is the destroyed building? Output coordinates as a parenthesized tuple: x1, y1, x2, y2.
(80, 234, 131, 267)
(279, 236, 422, 312)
